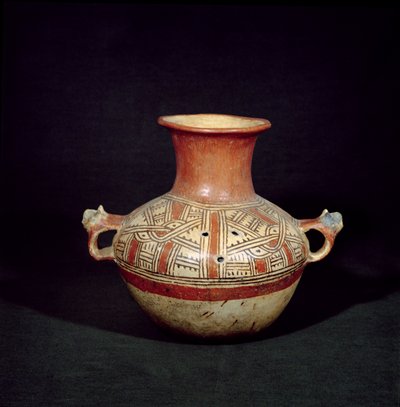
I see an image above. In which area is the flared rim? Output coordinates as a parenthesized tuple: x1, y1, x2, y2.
(158, 114, 271, 134)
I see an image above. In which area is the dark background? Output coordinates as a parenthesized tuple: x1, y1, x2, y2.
(1, 2, 399, 406)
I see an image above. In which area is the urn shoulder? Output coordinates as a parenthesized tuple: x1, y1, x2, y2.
(113, 193, 308, 281)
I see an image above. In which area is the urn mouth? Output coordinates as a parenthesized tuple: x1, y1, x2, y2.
(158, 114, 271, 134)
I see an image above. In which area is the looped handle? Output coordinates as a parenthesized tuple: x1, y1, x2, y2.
(298, 209, 343, 263)
(82, 205, 124, 261)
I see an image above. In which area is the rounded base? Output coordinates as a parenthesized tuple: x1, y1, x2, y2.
(124, 279, 300, 338)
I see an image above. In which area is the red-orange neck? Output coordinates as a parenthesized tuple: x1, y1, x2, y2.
(169, 130, 258, 204)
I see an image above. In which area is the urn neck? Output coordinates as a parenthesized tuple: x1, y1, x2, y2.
(170, 131, 259, 203)
(158, 114, 271, 204)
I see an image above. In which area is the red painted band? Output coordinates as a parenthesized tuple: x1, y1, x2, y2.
(255, 259, 266, 274)
(250, 207, 277, 226)
(127, 239, 139, 264)
(282, 242, 294, 265)
(158, 241, 174, 274)
(207, 211, 219, 279)
(119, 267, 303, 301)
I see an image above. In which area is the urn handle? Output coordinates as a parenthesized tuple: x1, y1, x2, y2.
(82, 205, 124, 261)
(298, 209, 343, 263)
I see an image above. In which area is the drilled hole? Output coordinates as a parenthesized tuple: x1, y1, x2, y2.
(217, 256, 224, 263)
(201, 232, 209, 237)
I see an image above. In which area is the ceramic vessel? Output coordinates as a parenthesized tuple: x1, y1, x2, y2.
(82, 114, 343, 338)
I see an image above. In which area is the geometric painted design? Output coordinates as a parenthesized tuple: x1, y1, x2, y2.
(114, 193, 307, 287)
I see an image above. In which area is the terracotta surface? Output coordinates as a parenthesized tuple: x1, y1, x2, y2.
(82, 114, 343, 338)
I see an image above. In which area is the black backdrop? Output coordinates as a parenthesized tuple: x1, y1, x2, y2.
(1, 3, 399, 406)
